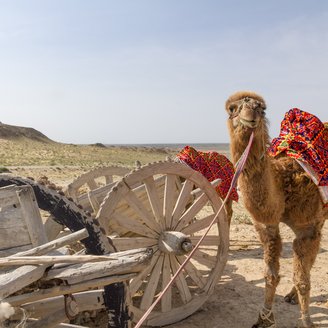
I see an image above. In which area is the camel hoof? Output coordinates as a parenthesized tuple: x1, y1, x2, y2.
(252, 309, 276, 328)
(284, 291, 299, 305)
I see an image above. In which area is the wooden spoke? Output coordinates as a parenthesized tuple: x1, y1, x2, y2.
(140, 255, 164, 310)
(191, 250, 217, 268)
(161, 254, 172, 313)
(181, 214, 216, 235)
(163, 174, 178, 229)
(189, 236, 220, 246)
(111, 237, 157, 251)
(175, 193, 209, 231)
(112, 213, 157, 238)
(169, 255, 192, 304)
(123, 188, 161, 234)
(191, 178, 221, 198)
(177, 255, 206, 288)
(105, 175, 113, 184)
(87, 179, 98, 190)
(130, 251, 161, 296)
(171, 180, 194, 228)
(143, 176, 165, 229)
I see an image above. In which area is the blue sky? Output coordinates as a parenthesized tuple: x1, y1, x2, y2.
(0, 1, 327, 144)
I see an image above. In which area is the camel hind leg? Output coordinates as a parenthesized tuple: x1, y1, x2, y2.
(293, 224, 322, 328)
(252, 224, 282, 328)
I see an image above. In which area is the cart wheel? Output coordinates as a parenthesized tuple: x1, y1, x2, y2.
(97, 161, 230, 326)
(66, 166, 130, 214)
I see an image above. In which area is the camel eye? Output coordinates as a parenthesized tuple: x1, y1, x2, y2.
(228, 104, 237, 114)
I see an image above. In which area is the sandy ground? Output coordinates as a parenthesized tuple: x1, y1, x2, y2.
(170, 221, 328, 328)
(4, 166, 328, 328)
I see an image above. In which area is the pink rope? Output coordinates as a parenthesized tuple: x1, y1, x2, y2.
(134, 132, 254, 327)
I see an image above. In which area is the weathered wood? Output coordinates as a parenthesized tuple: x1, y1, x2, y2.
(20, 290, 105, 318)
(140, 254, 164, 311)
(0, 265, 47, 299)
(175, 193, 209, 231)
(143, 176, 164, 229)
(171, 179, 194, 228)
(163, 174, 178, 229)
(16, 185, 48, 247)
(44, 215, 64, 241)
(13, 228, 89, 257)
(0, 175, 129, 328)
(111, 237, 157, 251)
(44, 248, 152, 284)
(0, 254, 143, 266)
(6, 273, 136, 307)
(161, 254, 172, 313)
(169, 254, 192, 304)
(0, 244, 31, 257)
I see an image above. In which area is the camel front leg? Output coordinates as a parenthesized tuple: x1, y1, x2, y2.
(293, 227, 321, 328)
(252, 224, 282, 328)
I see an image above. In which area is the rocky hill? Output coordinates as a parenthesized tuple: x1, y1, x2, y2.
(0, 122, 53, 143)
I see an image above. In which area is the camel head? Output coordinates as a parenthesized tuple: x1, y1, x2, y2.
(225, 91, 266, 130)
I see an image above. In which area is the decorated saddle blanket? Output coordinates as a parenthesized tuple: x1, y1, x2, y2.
(176, 146, 238, 202)
(268, 108, 328, 204)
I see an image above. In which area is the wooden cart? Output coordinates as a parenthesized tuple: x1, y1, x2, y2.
(0, 160, 230, 327)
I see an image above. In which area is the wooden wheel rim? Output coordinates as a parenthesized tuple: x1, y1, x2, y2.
(97, 161, 230, 326)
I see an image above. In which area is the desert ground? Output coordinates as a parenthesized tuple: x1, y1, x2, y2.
(1, 136, 328, 328)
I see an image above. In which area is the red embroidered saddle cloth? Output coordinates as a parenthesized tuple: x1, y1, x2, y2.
(268, 108, 328, 186)
(176, 146, 238, 202)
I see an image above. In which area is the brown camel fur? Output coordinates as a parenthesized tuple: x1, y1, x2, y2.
(225, 91, 328, 328)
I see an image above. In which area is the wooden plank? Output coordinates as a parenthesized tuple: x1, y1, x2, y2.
(13, 228, 89, 257)
(140, 254, 164, 311)
(44, 248, 151, 284)
(175, 193, 208, 231)
(6, 273, 136, 307)
(44, 215, 64, 241)
(171, 180, 194, 228)
(0, 265, 47, 299)
(16, 185, 48, 247)
(0, 221, 31, 249)
(21, 290, 105, 318)
(0, 254, 142, 267)
(0, 244, 31, 257)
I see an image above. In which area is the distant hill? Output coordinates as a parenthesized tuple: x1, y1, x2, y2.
(0, 122, 54, 143)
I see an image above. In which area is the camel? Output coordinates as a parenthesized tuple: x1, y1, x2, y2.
(225, 91, 328, 328)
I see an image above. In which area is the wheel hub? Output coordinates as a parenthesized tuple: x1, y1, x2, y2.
(158, 231, 193, 255)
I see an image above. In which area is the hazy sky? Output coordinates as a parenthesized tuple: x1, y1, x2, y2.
(0, 1, 327, 144)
